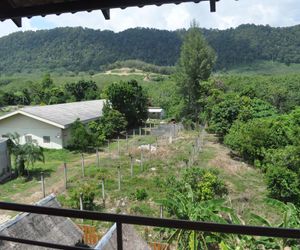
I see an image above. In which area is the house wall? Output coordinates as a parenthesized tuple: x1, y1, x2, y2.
(62, 127, 72, 148)
(0, 140, 11, 182)
(0, 114, 63, 149)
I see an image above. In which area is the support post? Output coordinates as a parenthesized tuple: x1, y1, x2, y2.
(101, 179, 105, 207)
(96, 148, 100, 168)
(139, 127, 141, 136)
(81, 153, 85, 177)
(126, 133, 128, 152)
(140, 149, 143, 171)
(116, 222, 123, 250)
(64, 162, 67, 190)
(41, 172, 45, 198)
(118, 166, 121, 191)
(80, 192, 84, 223)
(80, 193, 83, 211)
(118, 136, 120, 155)
(133, 129, 135, 137)
(160, 205, 164, 218)
(130, 155, 134, 177)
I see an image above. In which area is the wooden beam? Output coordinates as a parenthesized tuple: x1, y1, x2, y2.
(12, 17, 22, 27)
(210, 0, 216, 12)
(0, 0, 210, 20)
(101, 9, 110, 20)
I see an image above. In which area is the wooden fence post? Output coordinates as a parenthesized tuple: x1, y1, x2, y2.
(130, 155, 134, 177)
(117, 136, 120, 155)
(101, 179, 105, 207)
(140, 149, 143, 172)
(118, 166, 121, 191)
(41, 172, 45, 198)
(81, 153, 85, 177)
(80, 192, 84, 222)
(64, 162, 67, 190)
(96, 148, 100, 168)
(80, 193, 83, 210)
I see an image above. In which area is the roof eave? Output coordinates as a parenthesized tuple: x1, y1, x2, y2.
(0, 0, 219, 27)
(0, 111, 66, 129)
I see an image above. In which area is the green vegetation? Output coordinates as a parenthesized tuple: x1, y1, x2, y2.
(7, 133, 45, 176)
(1, 25, 300, 74)
(2, 23, 300, 249)
(175, 22, 216, 122)
(104, 79, 148, 127)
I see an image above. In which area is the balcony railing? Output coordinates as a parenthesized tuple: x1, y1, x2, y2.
(1, 201, 300, 250)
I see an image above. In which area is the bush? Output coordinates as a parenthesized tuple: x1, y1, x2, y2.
(135, 188, 148, 201)
(182, 118, 195, 130)
(266, 167, 300, 204)
(182, 167, 228, 201)
(224, 116, 292, 163)
(69, 183, 96, 210)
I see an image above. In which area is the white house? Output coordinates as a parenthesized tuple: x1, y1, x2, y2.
(0, 139, 11, 182)
(148, 107, 165, 119)
(0, 100, 105, 149)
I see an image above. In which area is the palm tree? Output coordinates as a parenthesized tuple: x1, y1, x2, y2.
(7, 133, 45, 176)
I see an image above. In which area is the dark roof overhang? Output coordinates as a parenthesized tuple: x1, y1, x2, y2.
(0, 0, 220, 27)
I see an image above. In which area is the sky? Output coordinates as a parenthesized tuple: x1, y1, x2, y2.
(0, 0, 299, 38)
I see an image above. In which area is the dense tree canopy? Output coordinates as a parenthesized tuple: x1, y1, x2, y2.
(1, 25, 300, 74)
(104, 80, 148, 127)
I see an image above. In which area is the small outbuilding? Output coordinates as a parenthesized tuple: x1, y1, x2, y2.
(0, 194, 83, 249)
(148, 107, 165, 120)
(0, 100, 105, 149)
(0, 138, 11, 182)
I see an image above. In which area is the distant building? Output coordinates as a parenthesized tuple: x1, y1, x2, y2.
(0, 139, 11, 182)
(148, 107, 165, 120)
(0, 194, 83, 249)
(0, 100, 105, 149)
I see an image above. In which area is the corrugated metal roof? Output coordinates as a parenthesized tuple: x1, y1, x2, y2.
(19, 99, 105, 128)
(0, 194, 83, 249)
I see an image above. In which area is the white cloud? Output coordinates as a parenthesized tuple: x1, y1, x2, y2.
(0, 0, 299, 37)
(0, 18, 35, 37)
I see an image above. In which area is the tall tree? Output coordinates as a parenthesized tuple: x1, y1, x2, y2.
(176, 22, 216, 122)
(105, 80, 148, 127)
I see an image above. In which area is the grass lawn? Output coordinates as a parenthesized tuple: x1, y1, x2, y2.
(0, 149, 80, 202)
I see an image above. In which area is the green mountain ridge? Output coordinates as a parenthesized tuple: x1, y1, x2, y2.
(0, 24, 300, 74)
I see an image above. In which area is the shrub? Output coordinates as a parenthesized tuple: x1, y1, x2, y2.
(224, 116, 292, 163)
(69, 183, 96, 210)
(266, 167, 300, 204)
(135, 188, 148, 201)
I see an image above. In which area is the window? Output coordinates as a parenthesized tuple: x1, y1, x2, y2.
(43, 136, 50, 143)
(25, 135, 32, 143)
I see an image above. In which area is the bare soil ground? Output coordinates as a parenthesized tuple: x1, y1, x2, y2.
(204, 133, 280, 223)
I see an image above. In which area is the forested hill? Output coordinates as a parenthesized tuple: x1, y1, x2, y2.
(1, 24, 300, 73)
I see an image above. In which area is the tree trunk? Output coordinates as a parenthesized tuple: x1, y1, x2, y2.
(16, 155, 26, 176)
